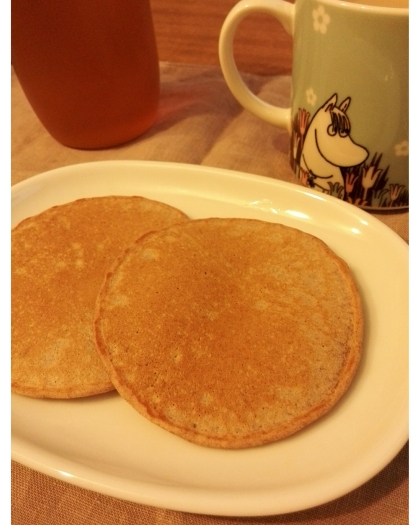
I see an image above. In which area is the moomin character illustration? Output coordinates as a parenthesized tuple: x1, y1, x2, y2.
(299, 94, 368, 195)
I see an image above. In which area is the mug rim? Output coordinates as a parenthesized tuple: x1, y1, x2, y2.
(317, 0, 409, 15)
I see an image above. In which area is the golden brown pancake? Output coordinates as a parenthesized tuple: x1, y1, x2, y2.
(12, 196, 189, 398)
(95, 218, 363, 448)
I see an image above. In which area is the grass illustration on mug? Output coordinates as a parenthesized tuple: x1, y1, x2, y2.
(291, 93, 408, 208)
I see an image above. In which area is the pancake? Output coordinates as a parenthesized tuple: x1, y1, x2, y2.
(94, 218, 363, 448)
(12, 195, 189, 398)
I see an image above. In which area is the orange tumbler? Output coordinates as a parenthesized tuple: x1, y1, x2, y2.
(12, 0, 160, 149)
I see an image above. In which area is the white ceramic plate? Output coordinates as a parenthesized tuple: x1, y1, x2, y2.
(11, 160, 408, 517)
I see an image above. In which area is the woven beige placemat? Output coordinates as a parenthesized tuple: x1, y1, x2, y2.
(11, 62, 409, 524)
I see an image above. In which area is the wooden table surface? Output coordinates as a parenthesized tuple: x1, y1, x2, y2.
(150, 0, 294, 75)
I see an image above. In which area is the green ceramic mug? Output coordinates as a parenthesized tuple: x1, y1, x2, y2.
(219, 0, 409, 209)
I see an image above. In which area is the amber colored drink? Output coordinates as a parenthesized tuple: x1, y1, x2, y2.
(12, 0, 160, 149)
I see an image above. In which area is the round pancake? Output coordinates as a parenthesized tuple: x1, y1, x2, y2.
(95, 218, 363, 448)
(12, 196, 189, 398)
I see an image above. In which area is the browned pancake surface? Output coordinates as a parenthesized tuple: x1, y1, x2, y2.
(12, 196, 188, 398)
(95, 218, 363, 448)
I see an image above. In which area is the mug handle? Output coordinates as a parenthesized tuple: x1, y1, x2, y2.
(218, 0, 295, 133)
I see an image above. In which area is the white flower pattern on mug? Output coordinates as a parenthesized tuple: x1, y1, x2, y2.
(395, 140, 409, 156)
(313, 5, 330, 34)
(306, 88, 317, 106)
